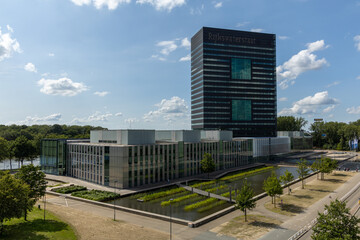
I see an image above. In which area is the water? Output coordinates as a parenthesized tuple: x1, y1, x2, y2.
(0, 158, 40, 170)
(110, 166, 299, 221)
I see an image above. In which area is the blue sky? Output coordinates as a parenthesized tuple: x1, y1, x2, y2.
(0, 0, 360, 130)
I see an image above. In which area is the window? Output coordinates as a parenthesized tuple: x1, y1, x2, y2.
(231, 58, 251, 80)
(232, 100, 252, 121)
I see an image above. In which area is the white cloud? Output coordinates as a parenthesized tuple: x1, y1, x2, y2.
(354, 35, 360, 51)
(190, 4, 204, 15)
(346, 106, 360, 114)
(279, 97, 288, 102)
(277, 40, 329, 89)
(0, 25, 21, 61)
(18, 113, 62, 125)
(236, 21, 250, 27)
(6, 25, 13, 33)
(72, 111, 113, 123)
(250, 28, 264, 33)
(323, 105, 335, 113)
(151, 54, 166, 61)
(24, 62, 37, 73)
(48, 53, 55, 57)
(357, 76, 360, 80)
(179, 54, 190, 62)
(115, 112, 123, 117)
(94, 91, 109, 97)
(279, 91, 338, 115)
(157, 40, 177, 55)
(71, 0, 130, 10)
(213, 1, 222, 8)
(326, 81, 340, 88)
(143, 96, 189, 123)
(181, 37, 190, 48)
(278, 36, 289, 40)
(38, 77, 88, 96)
(136, 0, 186, 12)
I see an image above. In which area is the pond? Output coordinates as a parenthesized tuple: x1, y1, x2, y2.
(0, 158, 40, 170)
(109, 166, 301, 221)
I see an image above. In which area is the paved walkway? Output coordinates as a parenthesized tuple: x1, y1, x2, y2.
(177, 183, 234, 203)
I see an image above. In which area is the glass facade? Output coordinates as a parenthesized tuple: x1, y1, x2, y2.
(40, 139, 67, 175)
(231, 58, 251, 80)
(232, 100, 252, 121)
(191, 27, 277, 137)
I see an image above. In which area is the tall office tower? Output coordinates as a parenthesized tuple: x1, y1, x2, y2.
(191, 27, 277, 137)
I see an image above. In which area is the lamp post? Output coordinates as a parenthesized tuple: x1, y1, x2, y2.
(114, 180, 118, 221)
(44, 181, 48, 221)
(170, 198, 173, 240)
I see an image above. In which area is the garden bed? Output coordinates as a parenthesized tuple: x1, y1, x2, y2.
(52, 185, 87, 194)
(71, 189, 120, 202)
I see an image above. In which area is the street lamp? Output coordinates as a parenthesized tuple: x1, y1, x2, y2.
(114, 180, 118, 221)
(44, 181, 48, 221)
(170, 198, 173, 240)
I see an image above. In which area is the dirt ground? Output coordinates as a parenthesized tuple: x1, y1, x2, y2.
(43, 197, 168, 240)
(211, 215, 282, 240)
(265, 171, 356, 216)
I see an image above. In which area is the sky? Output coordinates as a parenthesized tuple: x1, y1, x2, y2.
(0, 0, 360, 131)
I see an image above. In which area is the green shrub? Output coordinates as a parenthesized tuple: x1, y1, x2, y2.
(71, 189, 120, 202)
(52, 185, 87, 194)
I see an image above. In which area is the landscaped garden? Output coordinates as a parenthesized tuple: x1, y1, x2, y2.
(115, 165, 300, 221)
(51, 185, 120, 202)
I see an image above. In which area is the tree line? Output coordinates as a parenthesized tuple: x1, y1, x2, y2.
(277, 116, 360, 150)
(0, 124, 106, 169)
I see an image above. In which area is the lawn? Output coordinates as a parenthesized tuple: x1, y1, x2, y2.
(2, 207, 77, 240)
(211, 214, 282, 240)
(264, 171, 356, 216)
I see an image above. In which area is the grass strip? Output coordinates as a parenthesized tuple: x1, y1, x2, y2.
(52, 185, 87, 194)
(220, 166, 274, 182)
(71, 189, 120, 202)
(138, 187, 185, 202)
(197, 200, 226, 213)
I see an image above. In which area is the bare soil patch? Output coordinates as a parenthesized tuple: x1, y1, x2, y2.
(43, 200, 168, 240)
(265, 171, 356, 216)
(211, 215, 282, 240)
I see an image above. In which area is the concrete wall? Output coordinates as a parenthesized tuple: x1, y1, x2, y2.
(90, 130, 155, 145)
(201, 130, 233, 141)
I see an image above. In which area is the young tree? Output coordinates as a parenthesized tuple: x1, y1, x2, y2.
(279, 170, 294, 195)
(263, 171, 283, 208)
(200, 153, 215, 178)
(318, 157, 338, 180)
(312, 199, 360, 240)
(311, 158, 321, 180)
(0, 172, 30, 235)
(15, 165, 47, 221)
(235, 180, 256, 222)
(297, 158, 309, 189)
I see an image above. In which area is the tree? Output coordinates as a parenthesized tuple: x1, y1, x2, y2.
(277, 116, 307, 131)
(312, 199, 360, 240)
(12, 136, 37, 167)
(235, 180, 256, 222)
(297, 158, 310, 189)
(200, 153, 215, 178)
(15, 165, 47, 221)
(0, 171, 30, 235)
(263, 171, 283, 207)
(0, 137, 8, 163)
(311, 158, 321, 180)
(318, 157, 337, 180)
(279, 170, 294, 195)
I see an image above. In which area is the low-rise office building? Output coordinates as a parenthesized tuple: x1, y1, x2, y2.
(41, 129, 253, 188)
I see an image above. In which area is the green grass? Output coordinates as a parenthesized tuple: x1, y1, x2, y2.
(2, 207, 77, 240)
(52, 185, 87, 194)
(71, 189, 120, 202)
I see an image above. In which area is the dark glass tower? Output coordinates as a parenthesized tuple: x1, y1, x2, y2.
(191, 27, 277, 137)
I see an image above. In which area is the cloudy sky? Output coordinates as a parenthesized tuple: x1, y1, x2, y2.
(1, 0, 360, 130)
